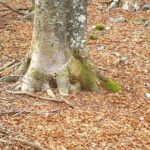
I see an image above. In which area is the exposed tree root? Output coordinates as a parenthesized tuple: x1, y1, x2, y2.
(0, 75, 21, 82)
(6, 90, 77, 108)
(22, 0, 34, 21)
(8, 61, 22, 70)
(10, 138, 45, 150)
(0, 2, 25, 16)
(0, 55, 31, 83)
(23, 12, 34, 21)
(0, 59, 16, 72)
(68, 57, 122, 93)
(0, 137, 45, 150)
(2, 56, 121, 97)
(95, 69, 122, 92)
(0, 109, 59, 117)
(15, 55, 31, 75)
(0, 82, 20, 92)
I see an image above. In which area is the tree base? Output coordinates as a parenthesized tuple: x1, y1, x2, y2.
(20, 56, 121, 96)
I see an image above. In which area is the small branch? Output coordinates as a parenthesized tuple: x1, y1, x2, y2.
(11, 138, 45, 150)
(0, 8, 28, 12)
(0, 135, 45, 150)
(0, 82, 20, 92)
(0, 59, 16, 72)
(6, 90, 76, 108)
(0, 75, 21, 82)
(0, 11, 14, 17)
(0, 2, 25, 15)
(0, 109, 59, 117)
(0, 110, 23, 117)
(23, 12, 34, 21)
(8, 61, 22, 70)
(0, 125, 45, 150)
(15, 56, 31, 75)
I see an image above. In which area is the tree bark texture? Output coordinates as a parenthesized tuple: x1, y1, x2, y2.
(66, 0, 88, 58)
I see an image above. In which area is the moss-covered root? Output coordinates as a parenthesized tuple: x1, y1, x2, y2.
(69, 58, 99, 93)
(75, 59, 122, 93)
(80, 61, 99, 93)
(21, 57, 121, 95)
(97, 74, 122, 92)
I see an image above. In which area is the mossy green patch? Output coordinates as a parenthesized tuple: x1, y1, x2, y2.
(31, 68, 45, 80)
(95, 24, 105, 31)
(80, 61, 99, 92)
(89, 34, 98, 40)
(101, 78, 121, 92)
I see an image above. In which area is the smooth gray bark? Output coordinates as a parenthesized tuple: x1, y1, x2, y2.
(22, 0, 70, 93)
(21, 0, 90, 95)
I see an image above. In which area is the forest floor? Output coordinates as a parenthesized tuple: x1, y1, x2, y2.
(0, 0, 150, 150)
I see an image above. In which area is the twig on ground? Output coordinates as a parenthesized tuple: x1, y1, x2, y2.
(0, 59, 16, 72)
(0, 126, 45, 150)
(0, 2, 25, 15)
(97, 66, 108, 71)
(11, 138, 45, 150)
(0, 75, 21, 82)
(0, 109, 59, 117)
(8, 61, 22, 70)
(0, 11, 14, 17)
(0, 110, 22, 117)
(0, 8, 28, 12)
(5, 90, 76, 108)
(22, 12, 34, 21)
(0, 82, 20, 92)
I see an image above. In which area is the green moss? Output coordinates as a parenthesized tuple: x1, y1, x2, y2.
(80, 61, 99, 92)
(95, 24, 105, 31)
(89, 34, 98, 40)
(101, 78, 121, 92)
(69, 57, 99, 92)
(31, 69, 45, 80)
(70, 58, 121, 93)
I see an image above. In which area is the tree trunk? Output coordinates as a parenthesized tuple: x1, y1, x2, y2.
(66, 0, 88, 58)
(21, 0, 121, 95)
